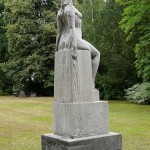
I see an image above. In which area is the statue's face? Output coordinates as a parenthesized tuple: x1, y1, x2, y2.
(61, 0, 72, 7)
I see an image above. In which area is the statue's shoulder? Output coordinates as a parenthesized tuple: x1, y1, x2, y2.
(65, 5, 75, 16)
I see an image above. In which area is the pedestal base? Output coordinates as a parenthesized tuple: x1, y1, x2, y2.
(41, 133, 122, 150)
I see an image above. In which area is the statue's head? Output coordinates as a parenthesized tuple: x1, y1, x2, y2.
(61, 0, 73, 8)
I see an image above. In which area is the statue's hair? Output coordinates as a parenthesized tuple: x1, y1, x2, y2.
(61, 0, 73, 5)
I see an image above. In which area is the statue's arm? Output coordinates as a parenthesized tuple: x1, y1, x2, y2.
(67, 6, 77, 58)
(75, 8, 82, 19)
(56, 12, 63, 52)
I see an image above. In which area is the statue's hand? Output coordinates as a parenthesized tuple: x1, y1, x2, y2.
(70, 48, 78, 60)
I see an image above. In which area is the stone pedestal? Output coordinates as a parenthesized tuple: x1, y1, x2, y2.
(53, 101, 109, 138)
(54, 50, 99, 103)
(41, 50, 122, 149)
(41, 133, 122, 150)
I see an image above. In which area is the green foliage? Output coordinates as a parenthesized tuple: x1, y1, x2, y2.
(0, 0, 8, 63)
(1, 0, 148, 100)
(79, 0, 138, 99)
(0, 0, 11, 95)
(125, 82, 150, 104)
(3, 0, 59, 95)
(0, 66, 12, 95)
(116, 0, 150, 104)
(119, 0, 150, 82)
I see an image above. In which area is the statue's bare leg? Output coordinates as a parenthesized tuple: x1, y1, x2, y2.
(76, 38, 100, 81)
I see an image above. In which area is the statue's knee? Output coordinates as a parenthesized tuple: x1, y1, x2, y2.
(97, 51, 100, 57)
(95, 51, 100, 59)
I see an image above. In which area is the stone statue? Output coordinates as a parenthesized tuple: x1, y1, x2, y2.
(42, 0, 122, 149)
(56, 0, 100, 81)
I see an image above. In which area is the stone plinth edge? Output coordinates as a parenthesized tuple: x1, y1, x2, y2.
(41, 132, 122, 150)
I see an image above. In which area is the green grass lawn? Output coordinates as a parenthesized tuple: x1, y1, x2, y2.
(0, 96, 149, 150)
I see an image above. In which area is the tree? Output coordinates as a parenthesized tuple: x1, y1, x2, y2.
(116, 0, 150, 104)
(117, 0, 150, 82)
(0, 0, 8, 63)
(78, 0, 138, 99)
(3, 0, 59, 96)
(0, 0, 12, 95)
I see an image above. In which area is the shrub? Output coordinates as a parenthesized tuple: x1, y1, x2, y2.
(125, 82, 150, 104)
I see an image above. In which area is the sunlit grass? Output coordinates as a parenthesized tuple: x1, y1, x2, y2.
(109, 101, 150, 150)
(0, 96, 149, 150)
(0, 96, 53, 150)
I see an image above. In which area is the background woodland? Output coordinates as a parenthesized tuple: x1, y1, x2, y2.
(0, 0, 149, 104)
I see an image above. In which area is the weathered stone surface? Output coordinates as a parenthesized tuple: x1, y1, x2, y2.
(92, 89, 100, 101)
(53, 101, 109, 138)
(41, 133, 122, 150)
(19, 90, 26, 98)
(56, 2, 100, 84)
(30, 92, 36, 97)
(54, 50, 99, 103)
(41, 1, 122, 149)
